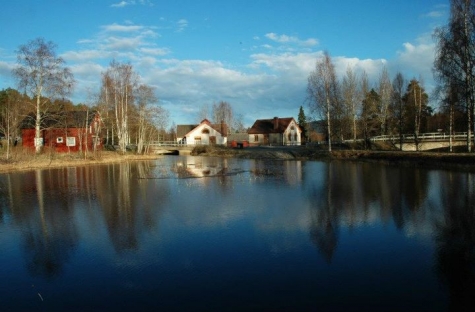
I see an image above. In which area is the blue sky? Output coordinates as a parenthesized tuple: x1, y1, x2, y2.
(0, 0, 448, 127)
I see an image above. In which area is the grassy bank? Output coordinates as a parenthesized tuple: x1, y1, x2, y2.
(0, 149, 161, 173)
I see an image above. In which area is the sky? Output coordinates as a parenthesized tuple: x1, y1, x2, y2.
(0, 0, 449, 128)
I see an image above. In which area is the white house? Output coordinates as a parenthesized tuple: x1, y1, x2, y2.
(176, 119, 228, 145)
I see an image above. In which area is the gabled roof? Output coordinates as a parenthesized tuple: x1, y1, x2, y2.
(20, 111, 100, 129)
(248, 117, 300, 134)
(176, 124, 196, 138)
(177, 119, 228, 137)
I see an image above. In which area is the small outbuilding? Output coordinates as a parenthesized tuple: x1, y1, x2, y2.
(227, 133, 249, 148)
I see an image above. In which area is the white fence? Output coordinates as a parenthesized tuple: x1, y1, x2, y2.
(368, 132, 471, 142)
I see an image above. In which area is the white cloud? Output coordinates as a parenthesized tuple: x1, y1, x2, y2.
(424, 10, 444, 18)
(70, 62, 105, 80)
(111, 0, 153, 8)
(102, 23, 144, 32)
(265, 33, 318, 47)
(140, 47, 170, 56)
(0, 60, 14, 76)
(111, 1, 131, 8)
(423, 4, 448, 19)
(395, 40, 435, 82)
(72, 22, 162, 57)
(250, 52, 318, 78)
(102, 36, 144, 51)
(176, 19, 188, 32)
(61, 49, 108, 62)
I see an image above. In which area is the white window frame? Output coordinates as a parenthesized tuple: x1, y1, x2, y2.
(66, 137, 76, 147)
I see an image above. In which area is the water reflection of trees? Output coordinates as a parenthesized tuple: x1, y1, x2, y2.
(95, 161, 168, 253)
(249, 159, 302, 186)
(1, 169, 80, 279)
(306, 161, 431, 261)
(435, 172, 475, 311)
(0, 161, 165, 277)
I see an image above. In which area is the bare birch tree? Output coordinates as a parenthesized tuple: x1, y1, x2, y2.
(101, 60, 137, 153)
(0, 88, 24, 159)
(135, 84, 157, 154)
(378, 66, 393, 135)
(307, 51, 340, 151)
(212, 101, 234, 130)
(12, 38, 74, 153)
(198, 104, 210, 122)
(433, 0, 475, 151)
(341, 66, 361, 141)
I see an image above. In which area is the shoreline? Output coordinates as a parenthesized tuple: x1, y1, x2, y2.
(2, 146, 475, 174)
(0, 151, 162, 174)
(191, 146, 475, 171)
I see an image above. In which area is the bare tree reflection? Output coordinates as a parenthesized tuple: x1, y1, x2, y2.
(305, 161, 432, 262)
(308, 163, 339, 263)
(96, 161, 166, 253)
(23, 169, 78, 279)
(435, 172, 475, 311)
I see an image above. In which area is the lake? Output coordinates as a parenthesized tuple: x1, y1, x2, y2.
(0, 155, 474, 311)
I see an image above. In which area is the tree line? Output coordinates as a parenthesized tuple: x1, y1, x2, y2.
(306, 54, 432, 151)
(306, 0, 475, 152)
(0, 38, 169, 156)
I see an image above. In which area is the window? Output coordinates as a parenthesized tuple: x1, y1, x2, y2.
(202, 129, 209, 134)
(34, 138, 43, 147)
(194, 136, 201, 144)
(56, 137, 64, 143)
(66, 137, 76, 146)
(254, 135, 259, 142)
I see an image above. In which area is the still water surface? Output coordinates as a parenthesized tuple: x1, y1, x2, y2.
(0, 156, 474, 311)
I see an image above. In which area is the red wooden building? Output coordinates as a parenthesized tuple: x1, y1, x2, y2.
(21, 111, 103, 153)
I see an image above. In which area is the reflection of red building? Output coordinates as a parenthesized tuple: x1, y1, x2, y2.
(21, 111, 103, 153)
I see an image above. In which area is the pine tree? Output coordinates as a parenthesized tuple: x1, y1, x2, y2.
(298, 106, 307, 142)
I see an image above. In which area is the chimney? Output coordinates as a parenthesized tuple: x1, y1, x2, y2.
(221, 120, 226, 137)
(273, 117, 279, 130)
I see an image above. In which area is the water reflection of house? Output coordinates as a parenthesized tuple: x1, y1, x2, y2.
(248, 117, 302, 146)
(176, 119, 228, 145)
(174, 157, 228, 178)
(20, 111, 103, 152)
(249, 159, 302, 186)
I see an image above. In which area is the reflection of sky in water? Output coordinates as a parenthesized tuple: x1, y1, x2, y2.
(1, 156, 474, 311)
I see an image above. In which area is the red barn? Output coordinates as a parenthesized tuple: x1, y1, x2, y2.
(21, 111, 103, 153)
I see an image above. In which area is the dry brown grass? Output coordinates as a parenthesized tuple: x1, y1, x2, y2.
(0, 148, 161, 173)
